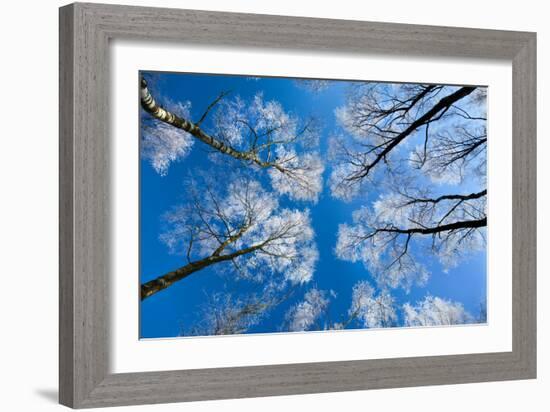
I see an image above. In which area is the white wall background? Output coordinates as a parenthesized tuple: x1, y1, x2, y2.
(0, 1, 546, 411)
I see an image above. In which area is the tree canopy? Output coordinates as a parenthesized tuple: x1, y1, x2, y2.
(139, 73, 487, 338)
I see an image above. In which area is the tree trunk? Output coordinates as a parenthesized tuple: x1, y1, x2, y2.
(140, 78, 267, 165)
(140, 243, 264, 300)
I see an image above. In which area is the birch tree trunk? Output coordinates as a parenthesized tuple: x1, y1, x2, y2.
(140, 78, 273, 167)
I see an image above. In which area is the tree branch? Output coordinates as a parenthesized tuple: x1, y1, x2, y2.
(404, 189, 487, 206)
(140, 78, 264, 165)
(348, 86, 476, 180)
(196, 90, 231, 126)
(141, 241, 268, 300)
(375, 217, 486, 236)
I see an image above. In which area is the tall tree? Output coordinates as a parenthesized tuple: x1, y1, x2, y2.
(329, 83, 485, 200)
(346, 280, 397, 328)
(141, 174, 318, 300)
(284, 288, 331, 332)
(335, 184, 486, 290)
(332, 82, 487, 290)
(140, 77, 324, 201)
(403, 295, 474, 326)
(281, 282, 479, 333)
(182, 283, 295, 336)
(284, 281, 398, 332)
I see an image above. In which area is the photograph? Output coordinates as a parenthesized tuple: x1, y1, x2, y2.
(139, 72, 488, 339)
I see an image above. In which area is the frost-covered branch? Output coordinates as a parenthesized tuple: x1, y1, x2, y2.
(284, 281, 398, 332)
(183, 284, 296, 336)
(282, 282, 478, 332)
(140, 78, 324, 201)
(410, 125, 487, 185)
(294, 79, 331, 93)
(345, 281, 397, 328)
(141, 174, 319, 300)
(329, 83, 485, 200)
(403, 295, 474, 326)
(284, 288, 331, 332)
(336, 186, 486, 290)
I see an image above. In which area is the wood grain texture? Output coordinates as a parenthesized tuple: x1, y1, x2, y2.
(59, 2, 537, 408)
(59, 5, 75, 406)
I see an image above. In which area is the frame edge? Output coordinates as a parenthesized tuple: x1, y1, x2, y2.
(511, 32, 537, 379)
(59, 3, 76, 408)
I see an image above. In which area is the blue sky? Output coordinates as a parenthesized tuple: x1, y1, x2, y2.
(139, 72, 487, 339)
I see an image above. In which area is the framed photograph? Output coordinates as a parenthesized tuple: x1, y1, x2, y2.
(59, 2, 536, 408)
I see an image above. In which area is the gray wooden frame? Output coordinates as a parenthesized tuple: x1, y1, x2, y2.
(59, 2, 536, 408)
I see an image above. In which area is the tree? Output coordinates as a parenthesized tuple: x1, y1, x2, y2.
(141, 174, 318, 300)
(335, 186, 486, 290)
(140, 77, 324, 201)
(293, 79, 331, 93)
(329, 83, 486, 200)
(346, 280, 397, 328)
(278, 282, 479, 333)
(284, 281, 397, 332)
(284, 288, 331, 332)
(182, 283, 295, 336)
(403, 295, 474, 327)
(332, 82, 487, 290)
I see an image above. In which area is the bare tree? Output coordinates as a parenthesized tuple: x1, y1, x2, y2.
(335, 183, 486, 290)
(284, 281, 397, 332)
(403, 295, 474, 326)
(329, 83, 486, 200)
(141, 174, 318, 300)
(140, 77, 324, 201)
(345, 280, 397, 328)
(293, 79, 331, 93)
(284, 288, 331, 332)
(332, 82, 487, 290)
(182, 283, 296, 336)
(281, 281, 481, 332)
